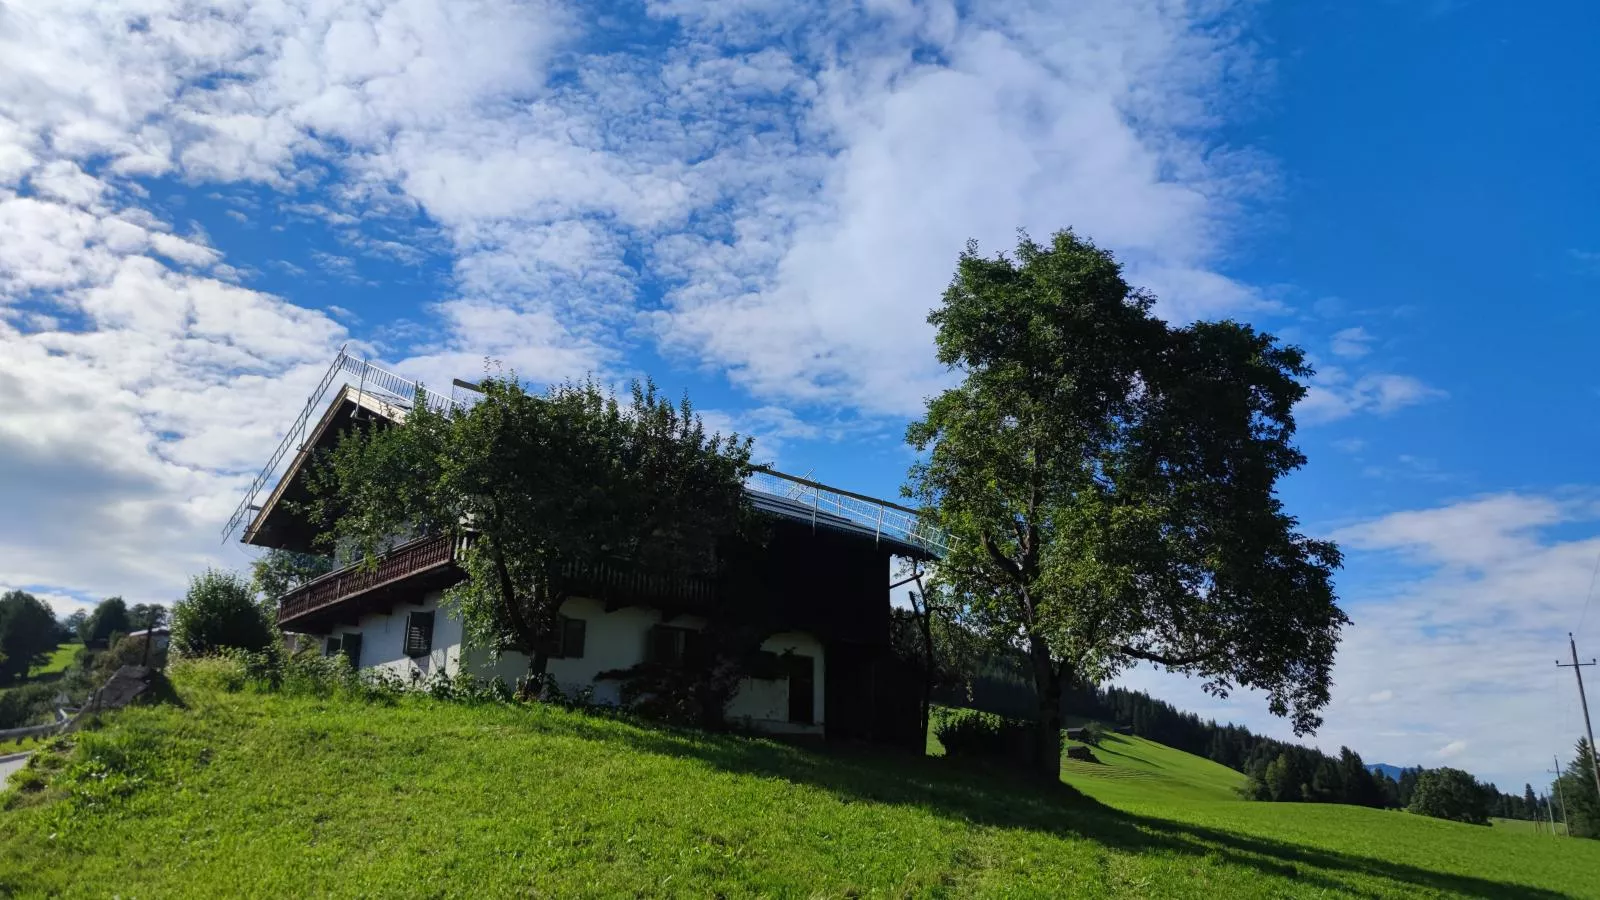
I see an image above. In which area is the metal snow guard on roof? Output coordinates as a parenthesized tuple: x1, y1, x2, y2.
(223, 351, 948, 559)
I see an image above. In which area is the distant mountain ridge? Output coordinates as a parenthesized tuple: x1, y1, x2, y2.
(1368, 763, 1412, 781)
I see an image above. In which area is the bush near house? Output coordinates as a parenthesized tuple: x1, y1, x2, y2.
(170, 570, 275, 658)
(930, 706, 1034, 763)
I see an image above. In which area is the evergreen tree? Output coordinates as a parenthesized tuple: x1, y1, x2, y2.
(1554, 738, 1599, 839)
(1265, 754, 1299, 802)
(1409, 768, 1491, 825)
(1311, 758, 1342, 802)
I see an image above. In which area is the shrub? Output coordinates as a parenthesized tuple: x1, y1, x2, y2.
(932, 707, 1035, 762)
(1408, 768, 1492, 825)
(170, 569, 275, 658)
(1082, 721, 1105, 746)
(0, 681, 59, 729)
(168, 656, 249, 693)
(93, 634, 168, 680)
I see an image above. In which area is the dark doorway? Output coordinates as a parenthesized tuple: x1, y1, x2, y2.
(340, 633, 363, 669)
(786, 654, 815, 724)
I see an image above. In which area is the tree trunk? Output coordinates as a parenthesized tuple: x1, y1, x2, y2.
(911, 573, 935, 746)
(1027, 633, 1063, 781)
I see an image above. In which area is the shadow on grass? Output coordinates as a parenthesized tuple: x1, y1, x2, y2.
(560, 715, 1568, 900)
(1091, 734, 1166, 770)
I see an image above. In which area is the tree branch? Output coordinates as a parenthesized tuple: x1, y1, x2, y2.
(981, 532, 1025, 583)
(1117, 645, 1219, 668)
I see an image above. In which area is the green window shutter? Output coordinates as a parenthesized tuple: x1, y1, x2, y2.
(405, 612, 435, 658)
(562, 618, 586, 659)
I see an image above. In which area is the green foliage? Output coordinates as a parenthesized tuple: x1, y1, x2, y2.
(128, 603, 168, 633)
(1553, 738, 1600, 839)
(93, 634, 168, 680)
(931, 706, 1034, 762)
(80, 597, 132, 649)
(249, 549, 335, 609)
(0, 681, 59, 729)
(0, 590, 58, 684)
(59, 610, 87, 644)
(1408, 768, 1492, 825)
(307, 375, 754, 675)
(905, 230, 1347, 776)
(170, 570, 275, 658)
(6, 681, 1599, 898)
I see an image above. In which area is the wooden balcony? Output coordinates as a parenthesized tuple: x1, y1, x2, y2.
(277, 533, 463, 630)
(275, 532, 721, 633)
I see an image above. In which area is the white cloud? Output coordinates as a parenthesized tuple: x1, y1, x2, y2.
(1121, 491, 1600, 789)
(1300, 370, 1446, 424)
(644, 0, 1275, 414)
(1330, 326, 1373, 358)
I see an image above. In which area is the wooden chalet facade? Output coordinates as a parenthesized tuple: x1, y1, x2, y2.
(239, 379, 933, 747)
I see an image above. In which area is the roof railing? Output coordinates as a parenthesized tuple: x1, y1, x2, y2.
(221, 349, 456, 542)
(225, 352, 949, 558)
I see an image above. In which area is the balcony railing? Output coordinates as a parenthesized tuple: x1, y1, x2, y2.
(277, 533, 460, 625)
(275, 532, 720, 627)
(558, 557, 718, 608)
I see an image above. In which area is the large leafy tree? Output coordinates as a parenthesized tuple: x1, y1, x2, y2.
(1408, 767, 1492, 825)
(129, 603, 168, 633)
(81, 596, 132, 649)
(309, 377, 753, 678)
(250, 549, 336, 613)
(907, 230, 1347, 776)
(171, 570, 275, 657)
(0, 590, 59, 684)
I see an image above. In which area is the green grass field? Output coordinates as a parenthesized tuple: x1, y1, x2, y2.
(3, 670, 1597, 898)
(1494, 817, 1569, 837)
(25, 643, 81, 682)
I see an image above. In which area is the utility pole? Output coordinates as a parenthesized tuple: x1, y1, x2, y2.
(1556, 632, 1600, 799)
(1549, 757, 1569, 837)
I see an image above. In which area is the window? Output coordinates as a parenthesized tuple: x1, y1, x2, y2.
(557, 617, 586, 660)
(500, 616, 586, 659)
(404, 611, 435, 658)
(340, 633, 363, 669)
(646, 625, 702, 668)
(785, 654, 815, 725)
(324, 635, 342, 657)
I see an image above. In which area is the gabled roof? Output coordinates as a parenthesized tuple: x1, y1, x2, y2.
(242, 385, 408, 550)
(236, 354, 945, 560)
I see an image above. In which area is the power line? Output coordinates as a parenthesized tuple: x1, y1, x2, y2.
(1549, 756, 1569, 838)
(1578, 547, 1600, 638)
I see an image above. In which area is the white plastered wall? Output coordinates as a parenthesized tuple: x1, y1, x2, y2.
(327, 593, 825, 735)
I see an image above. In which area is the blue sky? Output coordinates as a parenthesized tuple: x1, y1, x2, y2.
(1, 0, 1596, 791)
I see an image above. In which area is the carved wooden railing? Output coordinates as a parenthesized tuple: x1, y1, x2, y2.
(557, 557, 718, 608)
(276, 533, 719, 625)
(276, 533, 460, 624)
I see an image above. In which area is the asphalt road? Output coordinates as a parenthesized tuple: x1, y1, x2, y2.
(0, 752, 30, 785)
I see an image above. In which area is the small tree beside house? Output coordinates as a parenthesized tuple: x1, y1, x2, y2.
(308, 376, 755, 697)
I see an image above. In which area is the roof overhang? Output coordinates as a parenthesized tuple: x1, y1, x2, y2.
(241, 385, 406, 551)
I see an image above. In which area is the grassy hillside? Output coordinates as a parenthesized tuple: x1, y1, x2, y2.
(1494, 817, 1569, 836)
(3, 673, 1598, 898)
(25, 643, 81, 681)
